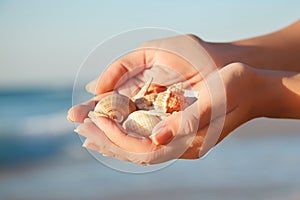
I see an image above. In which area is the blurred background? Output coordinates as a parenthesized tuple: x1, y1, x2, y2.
(1, 0, 300, 199)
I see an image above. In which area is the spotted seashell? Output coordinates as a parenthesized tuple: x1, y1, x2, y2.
(122, 110, 162, 137)
(94, 93, 136, 123)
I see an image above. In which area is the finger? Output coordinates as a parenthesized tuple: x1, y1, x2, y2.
(86, 50, 147, 95)
(150, 92, 210, 145)
(67, 100, 96, 122)
(68, 92, 114, 123)
(82, 138, 122, 159)
(149, 135, 194, 164)
(90, 115, 155, 153)
(79, 119, 162, 164)
(76, 119, 130, 161)
(76, 119, 106, 142)
(79, 118, 193, 165)
(151, 69, 227, 145)
(82, 139, 100, 151)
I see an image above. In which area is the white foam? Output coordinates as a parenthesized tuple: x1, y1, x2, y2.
(21, 112, 73, 136)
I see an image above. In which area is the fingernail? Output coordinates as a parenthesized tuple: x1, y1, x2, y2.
(67, 115, 74, 122)
(151, 120, 165, 134)
(74, 129, 79, 133)
(150, 121, 166, 144)
(151, 122, 173, 145)
(87, 143, 99, 151)
(90, 116, 104, 130)
(85, 82, 91, 91)
(151, 129, 173, 145)
(86, 81, 95, 93)
(82, 141, 87, 148)
(83, 117, 90, 123)
(82, 141, 99, 151)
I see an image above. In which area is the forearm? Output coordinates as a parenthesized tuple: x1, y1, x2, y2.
(204, 20, 300, 72)
(255, 70, 300, 119)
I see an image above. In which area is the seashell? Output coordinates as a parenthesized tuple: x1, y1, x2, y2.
(153, 90, 185, 113)
(122, 110, 163, 137)
(168, 82, 183, 93)
(88, 111, 109, 123)
(132, 78, 153, 100)
(88, 111, 107, 118)
(94, 93, 136, 123)
(134, 93, 157, 110)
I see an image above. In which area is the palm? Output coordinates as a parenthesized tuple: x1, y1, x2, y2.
(115, 49, 203, 98)
(69, 35, 220, 164)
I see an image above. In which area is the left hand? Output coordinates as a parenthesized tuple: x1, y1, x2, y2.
(68, 34, 220, 164)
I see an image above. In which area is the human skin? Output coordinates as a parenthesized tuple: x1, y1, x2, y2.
(69, 62, 300, 163)
(153, 19, 300, 145)
(201, 20, 300, 72)
(68, 20, 300, 164)
(69, 35, 221, 163)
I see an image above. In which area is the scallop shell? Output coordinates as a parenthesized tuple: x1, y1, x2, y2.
(94, 93, 136, 123)
(122, 110, 163, 137)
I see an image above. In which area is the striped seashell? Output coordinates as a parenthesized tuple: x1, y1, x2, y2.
(122, 110, 163, 137)
(94, 93, 136, 123)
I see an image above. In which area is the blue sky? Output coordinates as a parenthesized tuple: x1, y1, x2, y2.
(0, 0, 299, 89)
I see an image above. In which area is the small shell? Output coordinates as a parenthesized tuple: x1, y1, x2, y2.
(94, 93, 136, 123)
(88, 111, 108, 123)
(154, 90, 185, 113)
(132, 78, 153, 100)
(134, 93, 157, 110)
(122, 110, 162, 137)
(168, 82, 183, 93)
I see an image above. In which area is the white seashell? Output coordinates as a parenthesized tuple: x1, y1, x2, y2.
(94, 93, 136, 123)
(122, 110, 163, 137)
(132, 78, 153, 100)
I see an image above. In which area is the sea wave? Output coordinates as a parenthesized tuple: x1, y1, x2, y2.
(21, 112, 74, 136)
(0, 112, 73, 136)
(0, 112, 75, 164)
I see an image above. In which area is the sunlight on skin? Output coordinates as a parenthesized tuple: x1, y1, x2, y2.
(68, 21, 300, 165)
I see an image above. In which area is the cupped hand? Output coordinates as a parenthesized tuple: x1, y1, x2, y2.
(68, 34, 217, 164)
(68, 35, 260, 165)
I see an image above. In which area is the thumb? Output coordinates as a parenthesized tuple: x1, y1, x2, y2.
(151, 102, 200, 145)
(86, 50, 146, 95)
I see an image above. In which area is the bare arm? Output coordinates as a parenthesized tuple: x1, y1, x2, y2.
(203, 20, 300, 72)
(257, 70, 300, 119)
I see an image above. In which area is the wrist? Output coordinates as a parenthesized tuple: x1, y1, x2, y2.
(203, 41, 258, 69)
(255, 69, 300, 119)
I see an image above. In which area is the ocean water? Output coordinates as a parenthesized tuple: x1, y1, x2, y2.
(0, 89, 300, 200)
(0, 88, 73, 164)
